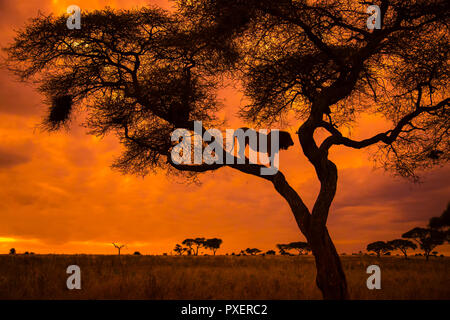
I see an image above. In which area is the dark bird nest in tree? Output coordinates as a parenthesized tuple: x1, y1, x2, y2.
(43, 95, 73, 130)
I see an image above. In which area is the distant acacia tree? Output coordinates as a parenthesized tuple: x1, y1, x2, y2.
(112, 243, 126, 256)
(366, 241, 392, 257)
(402, 227, 445, 261)
(277, 242, 311, 255)
(245, 248, 261, 255)
(192, 238, 206, 256)
(266, 250, 276, 255)
(9, 248, 16, 255)
(5, 0, 449, 299)
(182, 239, 195, 256)
(387, 239, 417, 259)
(204, 238, 223, 255)
(290, 242, 311, 255)
(174, 243, 187, 255)
(276, 244, 289, 255)
(133, 251, 142, 255)
(181, 238, 206, 256)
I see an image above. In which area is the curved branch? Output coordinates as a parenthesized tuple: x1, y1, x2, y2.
(167, 149, 312, 236)
(320, 97, 449, 151)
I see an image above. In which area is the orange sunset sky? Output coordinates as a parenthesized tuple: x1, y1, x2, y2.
(0, 0, 449, 255)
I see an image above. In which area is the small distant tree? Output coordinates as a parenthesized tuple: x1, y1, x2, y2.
(366, 241, 392, 258)
(266, 250, 276, 255)
(277, 242, 311, 255)
(182, 239, 195, 255)
(402, 227, 445, 261)
(245, 248, 261, 255)
(387, 239, 417, 259)
(276, 244, 289, 255)
(288, 242, 311, 255)
(174, 243, 187, 255)
(9, 248, 16, 255)
(192, 238, 206, 256)
(204, 238, 223, 255)
(133, 251, 142, 255)
(112, 243, 126, 256)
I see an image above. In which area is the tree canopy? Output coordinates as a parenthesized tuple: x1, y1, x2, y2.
(387, 239, 417, 259)
(204, 238, 223, 255)
(367, 241, 393, 257)
(402, 227, 446, 260)
(277, 241, 311, 255)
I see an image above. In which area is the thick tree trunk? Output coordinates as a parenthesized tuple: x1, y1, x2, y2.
(270, 171, 349, 299)
(230, 117, 350, 299)
(309, 227, 349, 300)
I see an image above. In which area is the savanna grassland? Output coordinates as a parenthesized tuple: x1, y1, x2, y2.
(0, 255, 448, 300)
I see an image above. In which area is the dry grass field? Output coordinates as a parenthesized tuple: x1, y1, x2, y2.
(0, 255, 448, 300)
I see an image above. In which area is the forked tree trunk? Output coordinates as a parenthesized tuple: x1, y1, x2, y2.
(270, 169, 349, 299)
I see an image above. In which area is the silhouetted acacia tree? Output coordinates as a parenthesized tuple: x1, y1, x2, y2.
(266, 250, 276, 255)
(245, 248, 261, 255)
(402, 227, 445, 260)
(5, 1, 449, 299)
(192, 238, 206, 256)
(204, 238, 223, 255)
(276, 244, 289, 255)
(174, 243, 187, 255)
(278, 242, 311, 255)
(292, 242, 311, 255)
(112, 243, 126, 256)
(387, 239, 417, 259)
(175, 0, 449, 298)
(9, 248, 16, 255)
(182, 239, 195, 256)
(367, 241, 392, 257)
(133, 251, 142, 255)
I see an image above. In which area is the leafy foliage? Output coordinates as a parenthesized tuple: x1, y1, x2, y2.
(387, 239, 417, 259)
(402, 227, 445, 260)
(367, 241, 393, 257)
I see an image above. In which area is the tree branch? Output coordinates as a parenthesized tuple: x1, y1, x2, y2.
(320, 97, 450, 151)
